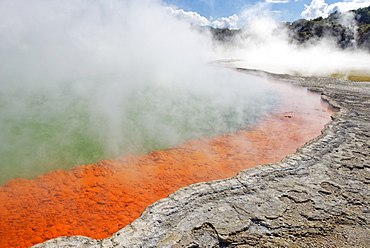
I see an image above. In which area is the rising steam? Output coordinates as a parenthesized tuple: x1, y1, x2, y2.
(0, 0, 277, 184)
(215, 4, 370, 77)
(2, 0, 368, 184)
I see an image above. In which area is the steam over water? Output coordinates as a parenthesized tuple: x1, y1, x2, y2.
(0, 0, 278, 184)
(3, 0, 368, 185)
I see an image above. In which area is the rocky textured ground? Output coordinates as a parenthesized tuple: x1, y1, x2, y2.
(33, 70, 370, 248)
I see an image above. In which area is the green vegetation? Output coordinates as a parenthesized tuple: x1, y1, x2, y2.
(353, 6, 370, 24)
(288, 18, 352, 48)
(207, 27, 240, 42)
(288, 6, 370, 49)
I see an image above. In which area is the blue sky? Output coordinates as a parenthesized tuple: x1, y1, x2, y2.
(163, 0, 307, 21)
(163, 0, 370, 27)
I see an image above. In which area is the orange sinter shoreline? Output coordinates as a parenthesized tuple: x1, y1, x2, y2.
(0, 79, 335, 248)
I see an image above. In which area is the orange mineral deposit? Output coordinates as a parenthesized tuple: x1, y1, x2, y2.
(0, 80, 335, 248)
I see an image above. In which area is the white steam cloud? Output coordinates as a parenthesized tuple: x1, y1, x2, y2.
(2, 0, 369, 184)
(0, 0, 275, 183)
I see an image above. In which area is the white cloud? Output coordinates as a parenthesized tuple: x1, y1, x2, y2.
(166, 7, 210, 26)
(166, 7, 240, 29)
(211, 14, 240, 29)
(301, 0, 328, 19)
(301, 0, 370, 20)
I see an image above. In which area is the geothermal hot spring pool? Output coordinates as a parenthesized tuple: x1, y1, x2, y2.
(0, 69, 334, 248)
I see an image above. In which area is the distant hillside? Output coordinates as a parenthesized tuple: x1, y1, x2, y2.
(353, 6, 370, 49)
(207, 27, 240, 42)
(210, 5, 370, 50)
(288, 5, 370, 49)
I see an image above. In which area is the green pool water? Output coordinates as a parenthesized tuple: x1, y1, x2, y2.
(0, 73, 279, 185)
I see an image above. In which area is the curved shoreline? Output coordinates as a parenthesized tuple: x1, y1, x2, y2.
(34, 70, 370, 247)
